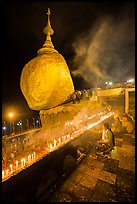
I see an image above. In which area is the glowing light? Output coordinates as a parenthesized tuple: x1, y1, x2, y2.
(21, 159, 24, 166)
(9, 113, 13, 118)
(105, 81, 113, 85)
(10, 164, 13, 172)
(2, 126, 6, 130)
(23, 158, 26, 165)
(50, 144, 53, 150)
(2, 171, 4, 177)
(127, 79, 134, 83)
(54, 139, 56, 147)
(6, 169, 9, 175)
(17, 121, 22, 126)
(109, 81, 113, 85)
(67, 134, 70, 139)
(16, 160, 18, 168)
(58, 138, 61, 144)
(28, 155, 31, 161)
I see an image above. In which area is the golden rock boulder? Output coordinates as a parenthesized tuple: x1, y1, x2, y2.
(20, 9, 74, 111)
(20, 51, 74, 110)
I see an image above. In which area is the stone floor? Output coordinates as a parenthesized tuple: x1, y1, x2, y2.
(47, 132, 135, 202)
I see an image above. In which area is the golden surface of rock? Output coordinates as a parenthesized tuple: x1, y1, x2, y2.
(20, 8, 74, 110)
(20, 52, 74, 110)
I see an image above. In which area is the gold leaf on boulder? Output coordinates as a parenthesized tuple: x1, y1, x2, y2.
(20, 8, 74, 111)
(20, 52, 74, 110)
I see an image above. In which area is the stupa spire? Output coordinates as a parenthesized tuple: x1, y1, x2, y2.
(43, 8, 54, 36)
(37, 8, 56, 54)
(43, 8, 54, 49)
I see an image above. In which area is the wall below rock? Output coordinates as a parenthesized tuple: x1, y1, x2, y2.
(39, 99, 105, 131)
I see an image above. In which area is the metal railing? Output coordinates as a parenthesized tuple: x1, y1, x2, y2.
(2, 117, 42, 137)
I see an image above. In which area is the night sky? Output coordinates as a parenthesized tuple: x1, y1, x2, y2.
(2, 2, 135, 120)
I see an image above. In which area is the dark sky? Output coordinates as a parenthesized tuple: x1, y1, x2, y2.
(2, 2, 135, 120)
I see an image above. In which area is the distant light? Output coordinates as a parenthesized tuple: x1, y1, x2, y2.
(127, 79, 134, 83)
(3, 126, 6, 130)
(36, 120, 39, 123)
(17, 121, 22, 126)
(9, 113, 13, 117)
(108, 81, 113, 85)
(105, 81, 112, 85)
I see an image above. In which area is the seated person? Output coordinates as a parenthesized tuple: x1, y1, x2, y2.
(95, 122, 115, 154)
(111, 115, 124, 136)
(121, 115, 134, 134)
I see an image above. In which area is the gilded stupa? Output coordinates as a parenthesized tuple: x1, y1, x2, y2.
(20, 8, 74, 111)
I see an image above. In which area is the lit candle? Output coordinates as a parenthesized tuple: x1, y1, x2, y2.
(6, 169, 9, 175)
(2, 171, 4, 177)
(10, 164, 13, 172)
(50, 144, 52, 150)
(28, 155, 31, 161)
(28, 155, 30, 161)
(31, 154, 34, 159)
(58, 138, 61, 144)
(54, 139, 56, 147)
(16, 160, 18, 168)
(21, 159, 24, 166)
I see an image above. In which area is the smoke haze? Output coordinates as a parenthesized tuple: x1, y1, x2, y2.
(72, 7, 135, 88)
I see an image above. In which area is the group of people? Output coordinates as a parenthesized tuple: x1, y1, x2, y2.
(112, 113, 135, 135)
(94, 112, 135, 156)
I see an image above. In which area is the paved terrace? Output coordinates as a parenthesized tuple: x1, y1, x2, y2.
(44, 130, 135, 202)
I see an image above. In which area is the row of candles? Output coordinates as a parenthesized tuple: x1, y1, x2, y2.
(2, 135, 73, 181)
(49, 111, 115, 151)
(64, 111, 105, 126)
(2, 152, 36, 181)
(2, 111, 114, 182)
(2, 133, 76, 181)
(2, 135, 71, 181)
(87, 111, 114, 130)
(49, 134, 72, 150)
